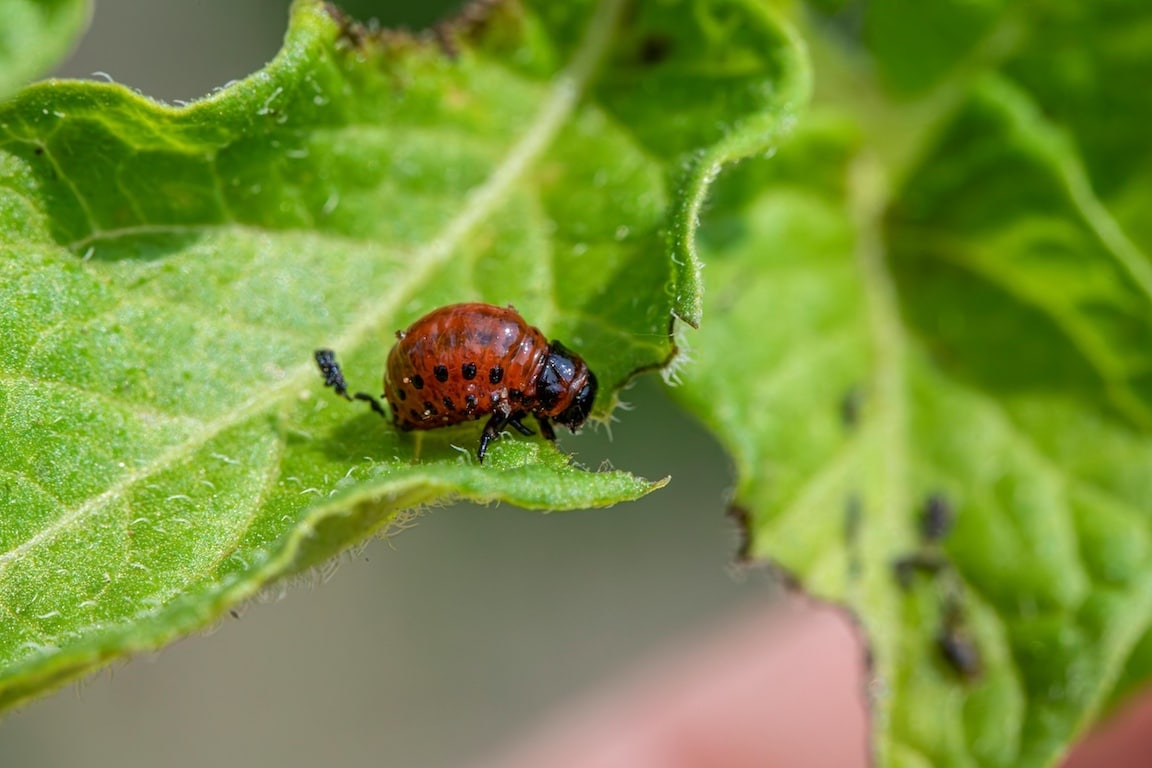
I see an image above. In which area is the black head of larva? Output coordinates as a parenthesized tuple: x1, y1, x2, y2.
(555, 373, 597, 429)
(536, 341, 597, 431)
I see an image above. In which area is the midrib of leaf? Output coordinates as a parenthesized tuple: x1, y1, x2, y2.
(849, 152, 912, 761)
(0, 0, 627, 572)
(846, 76, 1152, 767)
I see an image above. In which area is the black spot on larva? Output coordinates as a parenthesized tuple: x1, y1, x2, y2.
(462, 362, 477, 380)
(434, 364, 449, 383)
(509, 388, 523, 401)
(411, 374, 424, 390)
(423, 401, 438, 415)
(442, 396, 456, 411)
(465, 394, 478, 412)
(490, 391, 502, 404)
(489, 365, 504, 384)
(397, 388, 407, 401)
(409, 408, 422, 421)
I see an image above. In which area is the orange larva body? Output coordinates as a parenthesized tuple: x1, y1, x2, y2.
(385, 303, 549, 429)
(382, 303, 598, 461)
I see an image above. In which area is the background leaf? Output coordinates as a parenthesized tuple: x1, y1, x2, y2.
(0, 0, 91, 101)
(669, 1, 1152, 766)
(0, 0, 806, 711)
(12, 0, 1148, 763)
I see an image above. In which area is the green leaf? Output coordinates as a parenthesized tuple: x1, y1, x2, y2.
(859, 0, 1012, 95)
(0, 0, 806, 710)
(0, 0, 91, 101)
(671, 2, 1152, 766)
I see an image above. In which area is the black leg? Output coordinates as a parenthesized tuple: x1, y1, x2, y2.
(507, 414, 535, 436)
(478, 403, 512, 463)
(535, 415, 556, 442)
(353, 391, 389, 420)
(315, 349, 388, 420)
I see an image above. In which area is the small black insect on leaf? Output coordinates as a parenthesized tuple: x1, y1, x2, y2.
(920, 492, 955, 543)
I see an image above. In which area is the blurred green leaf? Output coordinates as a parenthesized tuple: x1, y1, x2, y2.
(863, 0, 1012, 95)
(0, 0, 806, 710)
(0, 0, 91, 101)
(672, 2, 1152, 766)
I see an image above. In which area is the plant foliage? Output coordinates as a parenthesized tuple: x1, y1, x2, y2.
(673, 2, 1152, 766)
(0, 0, 802, 713)
(2, 0, 1151, 766)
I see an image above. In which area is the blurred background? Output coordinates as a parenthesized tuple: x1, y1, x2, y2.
(0, 5, 798, 763)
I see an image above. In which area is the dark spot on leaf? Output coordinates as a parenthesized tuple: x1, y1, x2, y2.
(325, 2, 428, 54)
(433, 24, 461, 58)
(844, 494, 863, 578)
(938, 625, 982, 681)
(920, 493, 954, 543)
(638, 34, 673, 65)
(844, 494, 862, 543)
(433, 0, 510, 56)
(891, 552, 947, 590)
(726, 505, 752, 562)
(325, 3, 373, 48)
(840, 386, 864, 429)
